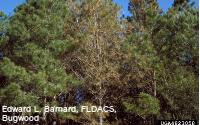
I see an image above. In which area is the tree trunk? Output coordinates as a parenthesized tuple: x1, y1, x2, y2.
(43, 97, 47, 125)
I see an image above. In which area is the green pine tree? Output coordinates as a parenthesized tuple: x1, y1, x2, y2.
(0, 0, 80, 123)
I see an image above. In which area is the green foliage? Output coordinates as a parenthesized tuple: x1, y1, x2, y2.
(0, 11, 9, 46)
(0, 83, 38, 106)
(0, 58, 31, 84)
(126, 0, 198, 121)
(48, 40, 73, 55)
(153, 6, 198, 119)
(158, 67, 198, 119)
(153, 7, 198, 67)
(128, 0, 161, 29)
(124, 31, 160, 69)
(124, 0, 162, 71)
(0, 0, 198, 124)
(123, 93, 160, 118)
(9, 0, 69, 44)
(0, 0, 79, 114)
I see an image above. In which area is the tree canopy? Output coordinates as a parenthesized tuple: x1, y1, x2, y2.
(0, 0, 198, 125)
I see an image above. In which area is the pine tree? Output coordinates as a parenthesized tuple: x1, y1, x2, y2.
(122, 0, 161, 121)
(126, 0, 198, 120)
(0, 0, 198, 124)
(0, 0, 79, 124)
(152, 4, 199, 119)
(62, 0, 124, 124)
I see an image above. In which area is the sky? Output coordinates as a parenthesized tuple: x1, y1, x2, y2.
(114, 0, 199, 16)
(0, 0, 199, 16)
